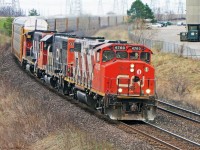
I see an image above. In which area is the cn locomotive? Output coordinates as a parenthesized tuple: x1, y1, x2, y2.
(12, 17, 157, 121)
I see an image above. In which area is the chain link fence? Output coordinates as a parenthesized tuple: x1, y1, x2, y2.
(128, 31, 200, 59)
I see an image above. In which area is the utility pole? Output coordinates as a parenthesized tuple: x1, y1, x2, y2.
(0, 0, 4, 7)
(12, 0, 20, 12)
(97, 0, 104, 15)
(70, 0, 82, 16)
(65, 0, 71, 15)
(165, 0, 170, 13)
(121, 0, 128, 15)
(113, 0, 119, 14)
(177, 0, 184, 18)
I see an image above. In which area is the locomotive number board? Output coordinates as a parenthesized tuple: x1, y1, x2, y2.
(114, 45, 126, 50)
(114, 45, 144, 51)
(131, 46, 142, 51)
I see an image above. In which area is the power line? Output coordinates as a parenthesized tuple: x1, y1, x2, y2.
(113, 0, 119, 14)
(121, 0, 128, 15)
(12, 0, 20, 11)
(97, 0, 104, 15)
(177, 0, 184, 14)
(165, 0, 170, 13)
(0, 0, 20, 11)
(70, 0, 82, 16)
(65, 0, 71, 15)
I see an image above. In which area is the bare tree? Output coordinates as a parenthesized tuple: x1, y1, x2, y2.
(0, 6, 24, 17)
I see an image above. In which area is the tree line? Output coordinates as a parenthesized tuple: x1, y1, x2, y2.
(127, 0, 155, 23)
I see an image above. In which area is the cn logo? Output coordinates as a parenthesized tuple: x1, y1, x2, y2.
(137, 69, 142, 75)
(116, 75, 145, 88)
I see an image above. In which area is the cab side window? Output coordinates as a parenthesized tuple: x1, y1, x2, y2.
(140, 52, 150, 63)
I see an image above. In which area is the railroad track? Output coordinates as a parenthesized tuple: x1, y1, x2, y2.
(157, 99, 200, 123)
(118, 122, 179, 150)
(120, 121, 200, 150)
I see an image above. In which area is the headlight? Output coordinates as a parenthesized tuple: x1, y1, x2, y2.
(146, 89, 151, 94)
(130, 64, 134, 68)
(130, 68, 134, 72)
(118, 88, 123, 93)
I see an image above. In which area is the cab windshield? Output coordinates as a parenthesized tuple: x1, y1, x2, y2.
(130, 52, 139, 60)
(116, 51, 128, 59)
(102, 50, 115, 62)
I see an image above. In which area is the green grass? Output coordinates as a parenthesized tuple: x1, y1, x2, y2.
(0, 18, 6, 30)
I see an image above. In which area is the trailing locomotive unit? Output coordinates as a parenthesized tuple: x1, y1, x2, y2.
(12, 17, 48, 62)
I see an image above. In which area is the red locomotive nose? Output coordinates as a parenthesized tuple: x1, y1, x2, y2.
(102, 60, 154, 96)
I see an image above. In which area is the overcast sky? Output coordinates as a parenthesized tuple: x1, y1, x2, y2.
(15, 0, 185, 16)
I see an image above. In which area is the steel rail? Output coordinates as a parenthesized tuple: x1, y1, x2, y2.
(158, 106, 200, 124)
(157, 99, 200, 117)
(145, 121, 200, 147)
(120, 122, 180, 150)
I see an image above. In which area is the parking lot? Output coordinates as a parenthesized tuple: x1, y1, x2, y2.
(151, 25, 200, 50)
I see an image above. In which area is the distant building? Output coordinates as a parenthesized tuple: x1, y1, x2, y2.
(186, 0, 200, 41)
(186, 0, 200, 30)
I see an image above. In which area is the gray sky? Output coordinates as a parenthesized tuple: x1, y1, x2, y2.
(16, 0, 185, 16)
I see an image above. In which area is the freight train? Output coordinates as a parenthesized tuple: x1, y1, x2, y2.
(12, 17, 157, 121)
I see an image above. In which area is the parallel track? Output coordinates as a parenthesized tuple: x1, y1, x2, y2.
(119, 122, 180, 150)
(157, 99, 200, 123)
(120, 121, 200, 150)
(145, 122, 200, 148)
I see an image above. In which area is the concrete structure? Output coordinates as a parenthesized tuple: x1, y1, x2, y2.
(186, 0, 200, 26)
(185, 0, 200, 41)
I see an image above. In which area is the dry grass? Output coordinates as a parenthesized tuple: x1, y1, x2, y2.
(0, 82, 114, 149)
(32, 127, 113, 150)
(94, 25, 200, 108)
(152, 50, 200, 107)
(0, 32, 10, 45)
(95, 25, 130, 42)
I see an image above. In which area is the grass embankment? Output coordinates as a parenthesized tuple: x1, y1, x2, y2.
(0, 36, 114, 149)
(0, 17, 6, 32)
(94, 25, 200, 108)
(0, 19, 10, 44)
(0, 18, 6, 29)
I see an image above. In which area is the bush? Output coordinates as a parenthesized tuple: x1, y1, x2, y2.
(3, 17, 13, 36)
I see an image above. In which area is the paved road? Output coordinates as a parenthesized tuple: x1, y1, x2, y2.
(152, 25, 200, 50)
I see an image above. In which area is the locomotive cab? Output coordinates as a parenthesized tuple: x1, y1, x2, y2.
(92, 43, 156, 120)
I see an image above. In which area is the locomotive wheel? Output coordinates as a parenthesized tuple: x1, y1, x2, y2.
(63, 88, 69, 95)
(62, 81, 70, 95)
(22, 60, 26, 69)
(37, 69, 42, 78)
